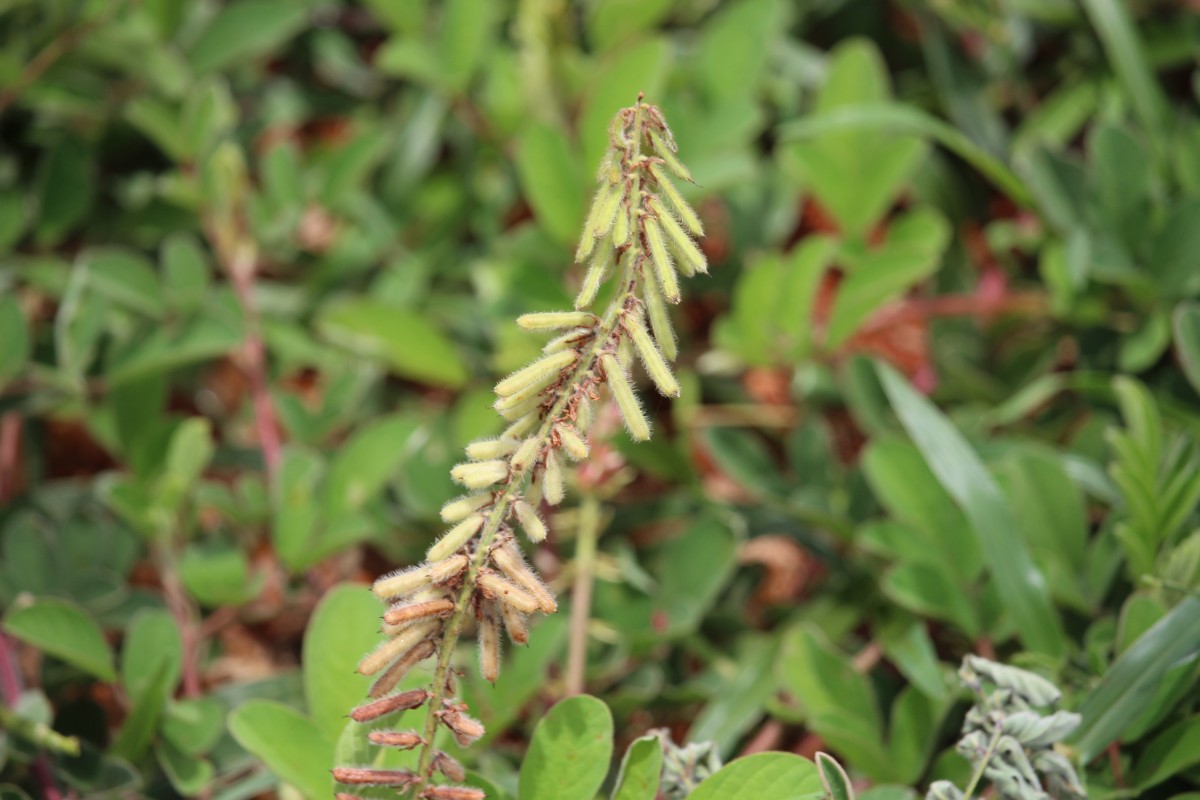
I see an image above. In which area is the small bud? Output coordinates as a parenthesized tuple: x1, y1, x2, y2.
(490, 540, 557, 613)
(372, 565, 431, 600)
(516, 311, 596, 331)
(450, 460, 509, 489)
(332, 767, 417, 787)
(368, 730, 425, 749)
(650, 164, 703, 235)
(555, 423, 589, 460)
(478, 605, 501, 683)
(494, 388, 543, 421)
(369, 639, 437, 698)
(639, 272, 677, 360)
(358, 620, 440, 676)
(383, 598, 456, 626)
(494, 350, 577, 398)
(422, 786, 485, 800)
(440, 493, 492, 523)
(625, 311, 679, 397)
(477, 570, 540, 614)
(499, 601, 529, 645)
(509, 437, 542, 473)
(514, 499, 547, 543)
(351, 688, 429, 722)
(601, 353, 650, 441)
(432, 751, 467, 783)
(464, 438, 520, 460)
(428, 555, 469, 585)
(650, 197, 706, 276)
(576, 395, 594, 432)
(575, 238, 614, 310)
(427, 514, 486, 562)
(644, 220, 680, 303)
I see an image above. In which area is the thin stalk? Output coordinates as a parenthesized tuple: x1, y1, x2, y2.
(961, 724, 1004, 800)
(565, 493, 601, 695)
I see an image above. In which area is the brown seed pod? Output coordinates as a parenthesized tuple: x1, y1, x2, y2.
(422, 787, 485, 800)
(332, 767, 417, 786)
(432, 751, 467, 782)
(367, 730, 425, 749)
(368, 639, 437, 698)
(350, 688, 429, 723)
(383, 598, 456, 626)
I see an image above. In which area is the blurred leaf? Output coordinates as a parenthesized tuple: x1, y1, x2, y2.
(3, 598, 116, 681)
(316, 299, 469, 388)
(580, 38, 670, 169)
(0, 295, 29, 388)
(178, 541, 259, 607)
(878, 364, 1065, 657)
(517, 123, 584, 245)
(272, 448, 324, 570)
(157, 417, 214, 510)
(1150, 198, 1200, 298)
(110, 661, 170, 761)
(322, 413, 420, 519)
(161, 698, 224, 756)
(156, 740, 214, 796)
(439, 0, 495, 94)
(35, 137, 95, 245)
(694, 0, 781, 103)
(85, 248, 163, 317)
(688, 634, 779, 755)
(817, 752, 854, 800)
(1130, 714, 1200, 790)
(1173, 302, 1200, 397)
(302, 584, 384, 744)
(519, 694, 613, 800)
(611, 734, 662, 800)
(690, 752, 821, 800)
(702, 428, 787, 497)
(121, 608, 182, 701)
(467, 613, 568, 736)
(228, 700, 332, 799)
(187, 0, 308, 74)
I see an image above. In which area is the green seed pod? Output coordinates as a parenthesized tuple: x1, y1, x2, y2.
(502, 413, 539, 440)
(509, 437, 541, 473)
(650, 197, 706, 276)
(428, 555, 469, 584)
(516, 311, 596, 331)
(576, 181, 622, 261)
(648, 129, 692, 182)
(643, 220, 680, 303)
(542, 448, 566, 505)
(373, 565, 432, 599)
(650, 164, 703, 235)
(440, 493, 492, 523)
(464, 438, 519, 460)
(612, 199, 631, 247)
(639, 272, 677, 360)
(450, 460, 509, 489)
(514, 499, 547, 543)
(426, 514, 485, 562)
(575, 237, 615, 310)
(494, 350, 577, 397)
(555, 423, 589, 460)
(543, 327, 594, 354)
(601, 352, 650, 441)
(625, 311, 679, 397)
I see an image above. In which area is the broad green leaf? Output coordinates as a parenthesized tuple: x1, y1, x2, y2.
(228, 700, 332, 799)
(188, 0, 307, 74)
(0, 295, 29, 388)
(588, 0, 674, 50)
(3, 599, 116, 681)
(688, 634, 779, 755)
(178, 541, 259, 607)
(121, 609, 182, 701)
(611, 734, 662, 800)
(302, 584, 385, 744)
(161, 698, 225, 756)
(694, 0, 781, 102)
(1072, 596, 1200, 759)
(110, 661, 171, 762)
(439, 0, 494, 93)
(690, 752, 822, 800)
(702, 428, 788, 497)
(162, 234, 211, 313)
(322, 413, 420, 519)
(878, 364, 1065, 657)
(157, 417, 214, 511)
(1151, 198, 1200, 298)
(516, 123, 584, 245)
(85, 248, 163, 317)
(316, 299, 468, 388)
(817, 752, 855, 800)
(272, 448, 325, 571)
(1173, 303, 1200, 398)
(35, 137, 95, 245)
(876, 618, 948, 700)
(1130, 714, 1200, 790)
(519, 694, 613, 800)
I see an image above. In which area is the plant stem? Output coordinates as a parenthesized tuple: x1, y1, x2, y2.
(961, 724, 1004, 800)
(565, 493, 601, 695)
(0, 633, 65, 800)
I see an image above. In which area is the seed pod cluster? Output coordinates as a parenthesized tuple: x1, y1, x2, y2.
(341, 98, 703, 798)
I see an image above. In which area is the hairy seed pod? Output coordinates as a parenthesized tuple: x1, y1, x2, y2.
(432, 752, 467, 783)
(369, 638, 437, 698)
(350, 688, 429, 722)
(650, 197, 706, 276)
(516, 311, 596, 331)
(494, 389, 542, 421)
(491, 540, 557, 613)
(601, 352, 650, 441)
(576, 181, 622, 261)
(576, 395, 594, 433)
(478, 605, 501, 683)
(368, 730, 425, 749)
(333, 768, 417, 787)
(542, 448, 566, 505)
(358, 620, 441, 677)
(502, 413, 539, 440)
(372, 565, 431, 600)
(543, 327, 594, 354)
(643, 219, 680, 303)
(509, 437, 541, 473)
(428, 555, 468, 585)
(612, 200, 631, 247)
(422, 786, 485, 800)
(650, 164, 703, 235)
(575, 238, 614, 310)
(555, 422, 589, 460)
(383, 598, 455, 626)
(494, 350, 577, 397)
(648, 129, 692, 182)
(450, 460, 508, 489)
(464, 438, 519, 460)
(477, 571, 540, 614)
(336, 794, 368, 800)
(439, 709, 486, 747)
(639, 273, 677, 360)
(525, 471, 544, 507)
(514, 499, 547, 543)
(499, 601, 529, 645)
(625, 311, 679, 397)
(440, 493, 492, 523)
(427, 514, 485, 562)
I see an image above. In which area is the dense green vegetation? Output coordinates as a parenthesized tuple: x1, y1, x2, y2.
(2, 1, 1200, 799)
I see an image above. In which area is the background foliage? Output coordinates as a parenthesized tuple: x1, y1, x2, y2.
(2, 0, 1200, 799)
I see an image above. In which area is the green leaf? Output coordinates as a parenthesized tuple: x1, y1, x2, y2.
(439, 0, 494, 93)
(272, 448, 324, 571)
(162, 234, 211, 313)
(121, 609, 182, 701)
(687, 634, 779, 755)
(0, 295, 29, 389)
(179, 540, 259, 607)
(316, 299, 469, 388)
(878, 364, 1065, 657)
(161, 698, 225, 756)
(882, 562, 978, 635)
(517, 123, 584, 245)
(35, 137, 95, 245)
(1072, 596, 1200, 759)
(110, 660, 171, 762)
(3, 599, 116, 681)
(519, 695, 614, 800)
(228, 700, 332, 799)
(817, 752, 855, 800)
(1130, 714, 1200, 790)
(1173, 302, 1200, 398)
(690, 752, 822, 800)
(694, 0, 782, 102)
(157, 417, 214, 510)
(156, 741, 214, 797)
(187, 0, 308, 74)
(85, 248, 163, 317)
(302, 584, 386, 744)
(322, 413, 420, 519)
(1150, 198, 1200, 298)
(611, 734, 662, 800)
